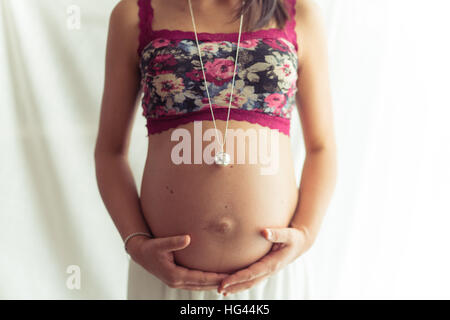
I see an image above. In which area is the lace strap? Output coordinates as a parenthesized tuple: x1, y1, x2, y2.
(137, 0, 154, 57)
(284, 0, 298, 52)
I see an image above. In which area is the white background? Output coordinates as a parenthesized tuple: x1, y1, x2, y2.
(1, 0, 449, 299)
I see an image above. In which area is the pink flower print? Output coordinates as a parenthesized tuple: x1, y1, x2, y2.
(153, 105, 178, 117)
(143, 92, 152, 108)
(262, 38, 288, 52)
(152, 38, 171, 48)
(215, 87, 246, 108)
(265, 93, 287, 115)
(152, 54, 177, 72)
(151, 54, 177, 75)
(282, 104, 293, 117)
(199, 100, 224, 111)
(186, 69, 203, 81)
(201, 43, 218, 53)
(153, 73, 185, 100)
(153, 69, 172, 76)
(153, 105, 167, 117)
(201, 97, 210, 106)
(204, 58, 236, 86)
(282, 63, 295, 80)
(141, 104, 148, 118)
(287, 83, 296, 97)
(166, 108, 179, 115)
(240, 39, 259, 48)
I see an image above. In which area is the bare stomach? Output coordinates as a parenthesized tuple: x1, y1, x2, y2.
(139, 120, 299, 273)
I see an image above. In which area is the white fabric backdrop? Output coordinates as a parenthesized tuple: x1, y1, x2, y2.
(1, 0, 449, 299)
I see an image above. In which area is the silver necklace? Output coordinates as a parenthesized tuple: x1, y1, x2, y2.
(187, 0, 245, 166)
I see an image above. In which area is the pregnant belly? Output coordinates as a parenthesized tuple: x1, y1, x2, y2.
(139, 120, 299, 273)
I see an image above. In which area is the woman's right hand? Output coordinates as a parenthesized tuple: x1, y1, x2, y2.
(126, 234, 230, 291)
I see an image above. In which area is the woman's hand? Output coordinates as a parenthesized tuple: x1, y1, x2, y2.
(217, 226, 310, 296)
(127, 234, 230, 291)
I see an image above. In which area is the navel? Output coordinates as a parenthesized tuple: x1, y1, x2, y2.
(204, 216, 235, 235)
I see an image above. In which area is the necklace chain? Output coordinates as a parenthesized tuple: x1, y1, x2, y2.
(187, 0, 245, 153)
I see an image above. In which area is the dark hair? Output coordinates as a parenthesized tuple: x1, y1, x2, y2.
(229, 0, 290, 32)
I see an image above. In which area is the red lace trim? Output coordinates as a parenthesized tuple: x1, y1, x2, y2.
(143, 108, 291, 136)
(286, 0, 298, 52)
(137, 0, 298, 56)
(137, 0, 152, 57)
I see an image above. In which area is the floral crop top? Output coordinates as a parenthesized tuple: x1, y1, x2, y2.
(137, 0, 298, 136)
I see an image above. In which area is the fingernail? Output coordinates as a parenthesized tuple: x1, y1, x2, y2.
(223, 284, 230, 289)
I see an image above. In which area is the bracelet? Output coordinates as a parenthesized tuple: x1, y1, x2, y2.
(124, 232, 153, 253)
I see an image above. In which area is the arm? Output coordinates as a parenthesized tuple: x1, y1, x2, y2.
(218, 0, 337, 295)
(94, 0, 230, 290)
(94, 0, 150, 252)
(289, 0, 338, 251)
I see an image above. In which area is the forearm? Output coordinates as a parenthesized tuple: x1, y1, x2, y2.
(94, 153, 151, 242)
(290, 146, 337, 250)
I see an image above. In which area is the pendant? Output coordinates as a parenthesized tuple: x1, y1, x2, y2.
(214, 151, 231, 166)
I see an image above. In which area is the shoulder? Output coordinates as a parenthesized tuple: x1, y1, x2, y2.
(293, 0, 328, 61)
(107, 0, 141, 61)
(294, 0, 325, 28)
(109, 0, 139, 26)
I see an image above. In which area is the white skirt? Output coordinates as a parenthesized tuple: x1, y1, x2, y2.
(127, 255, 312, 300)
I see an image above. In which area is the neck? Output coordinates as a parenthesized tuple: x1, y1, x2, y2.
(190, 0, 242, 9)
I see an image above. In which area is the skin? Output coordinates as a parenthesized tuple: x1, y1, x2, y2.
(94, 0, 336, 296)
(140, 122, 299, 274)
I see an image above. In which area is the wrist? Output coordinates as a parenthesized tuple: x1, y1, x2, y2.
(290, 223, 313, 252)
(125, 235, 150, 258)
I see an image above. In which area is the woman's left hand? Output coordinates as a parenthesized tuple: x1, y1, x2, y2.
(217, 226, 311, 295)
